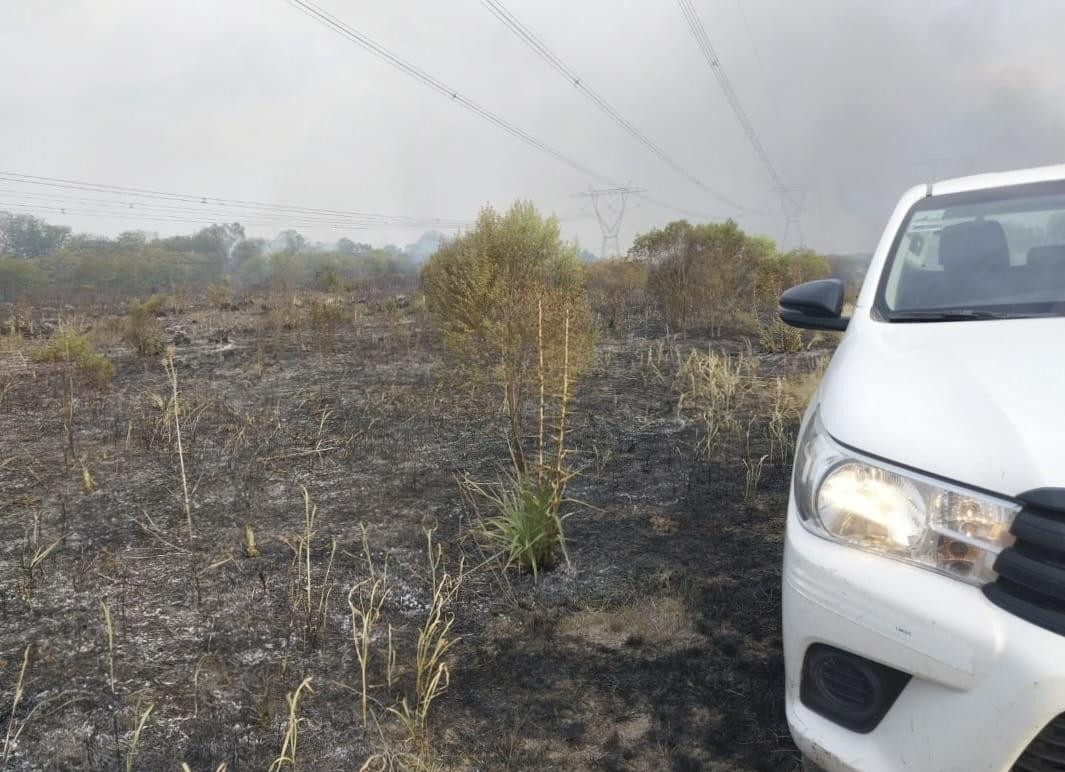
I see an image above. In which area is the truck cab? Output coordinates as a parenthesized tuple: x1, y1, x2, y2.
(779, 164, 1065, 771)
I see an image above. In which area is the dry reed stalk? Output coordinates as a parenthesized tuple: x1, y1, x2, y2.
(162, 348, 193, 540)
(1, 646, 30, 769)
(268, 677, 314, 771)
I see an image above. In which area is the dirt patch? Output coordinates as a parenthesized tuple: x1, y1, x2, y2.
(559, 596, 696, 650)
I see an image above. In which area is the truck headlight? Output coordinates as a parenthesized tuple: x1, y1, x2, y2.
(793, 407, 1020, 585)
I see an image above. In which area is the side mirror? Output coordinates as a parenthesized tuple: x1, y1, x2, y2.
(778, 278, 849, 331)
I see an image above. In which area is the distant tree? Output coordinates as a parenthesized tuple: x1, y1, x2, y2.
(336, 237, 357, 255)
(404, 230, 444, 263)
(279, 229, 307, 253)
(232, 237, 265, 264)
(0, 212, 71, 258)
(0, 257, 43, 301)
(116, 230, 148, 252)
(189, 223, 245, 263)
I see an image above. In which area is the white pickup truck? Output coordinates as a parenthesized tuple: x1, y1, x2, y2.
(778, 164, 1065, 771)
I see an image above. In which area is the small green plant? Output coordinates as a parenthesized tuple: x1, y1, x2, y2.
(125, 297, 165, 358)
(464, 473, 564, 577)
(32, 327, 115, 389)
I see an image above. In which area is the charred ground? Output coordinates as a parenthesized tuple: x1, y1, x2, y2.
(0, 283, 825, 771)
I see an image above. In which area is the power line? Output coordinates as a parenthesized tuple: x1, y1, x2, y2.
(677, 0, 783, 191)
(0, 171, 471, 228)
(282, 0, 743, 226)
(283, 0, 616, 186)
(0, 188, 462, 230)
(0, 201, 378, 231)
(478, 0, 760, 214)
(636, 194, 727, 222)
(677, 0, 806, 238)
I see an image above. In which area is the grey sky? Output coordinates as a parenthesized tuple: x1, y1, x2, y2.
(3, 0, 1065, 255)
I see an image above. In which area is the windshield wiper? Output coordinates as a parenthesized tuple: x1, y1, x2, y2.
(886, 309, 1019, 322)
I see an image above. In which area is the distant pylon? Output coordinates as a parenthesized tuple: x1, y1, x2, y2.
(777, 185, 811, 250)
(574, 183, 647, 258)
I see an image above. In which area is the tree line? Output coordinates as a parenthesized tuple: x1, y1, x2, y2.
(0, 212, 417, 302)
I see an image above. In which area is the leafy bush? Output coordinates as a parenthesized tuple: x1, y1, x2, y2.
(124, 296, 165, 358)
(636, 220, 774, 334)
(33, 328, 115, 388)
(751, 248, 832, 311)
(633, 220, 831, 335)
(421, 201, 594, 470)
(316, 264, 343, 293)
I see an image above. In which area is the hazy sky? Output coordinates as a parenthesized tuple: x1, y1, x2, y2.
(3, 0, 1065, 255)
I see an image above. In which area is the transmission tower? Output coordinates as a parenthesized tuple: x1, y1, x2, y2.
(574, 184, 646, 258)
(777, 185, 811, 250)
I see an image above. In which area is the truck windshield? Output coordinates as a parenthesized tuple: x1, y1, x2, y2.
(876, 180, 1065, 320)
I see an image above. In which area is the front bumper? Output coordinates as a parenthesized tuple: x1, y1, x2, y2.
(783, 497, 1065, 772)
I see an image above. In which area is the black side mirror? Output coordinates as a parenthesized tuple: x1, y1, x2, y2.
(778, 278, 849, 331)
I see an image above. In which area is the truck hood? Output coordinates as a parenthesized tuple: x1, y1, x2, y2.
(820, 316, 1065, 497)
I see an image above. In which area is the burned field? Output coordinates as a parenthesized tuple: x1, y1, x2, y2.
(0, 286, 826, 771)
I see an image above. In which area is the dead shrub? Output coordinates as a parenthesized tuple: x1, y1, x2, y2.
(307, 297, 349, 356)
(2, 298, 36, 338)
(584, 258, 648, 330)
(206, 280, 235, 311)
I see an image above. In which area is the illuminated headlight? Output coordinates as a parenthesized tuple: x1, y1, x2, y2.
(794, 408, 1020, 585)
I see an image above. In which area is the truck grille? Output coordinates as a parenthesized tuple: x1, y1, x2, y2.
(1014, 713, 1065, 771)
(985, 488, 1065, 637)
